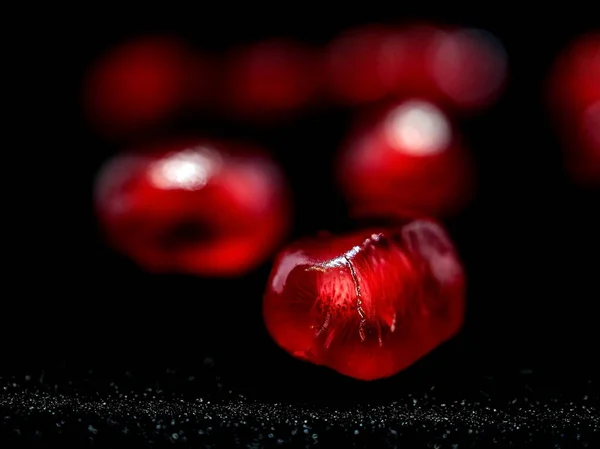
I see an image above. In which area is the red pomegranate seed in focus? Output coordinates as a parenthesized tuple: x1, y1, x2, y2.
(263, 219, 465, 380)
(336, 99, 473, 219)
(94, 139, 292, 276)
(221, 39, 320, 119)
(83, 35, 197, 137)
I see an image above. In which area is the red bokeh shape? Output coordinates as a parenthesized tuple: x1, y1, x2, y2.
(94, 139, 292, 276)
(337, 99, 474, 219)
(83, 35, 197, 137)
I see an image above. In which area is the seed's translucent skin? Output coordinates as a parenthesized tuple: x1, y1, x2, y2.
(263, 220, 465, 380)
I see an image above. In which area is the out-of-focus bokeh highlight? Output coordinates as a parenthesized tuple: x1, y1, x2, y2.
(336, 99, 473, 219)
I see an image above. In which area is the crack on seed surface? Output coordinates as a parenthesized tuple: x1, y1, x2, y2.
(344, 255, 366, 342)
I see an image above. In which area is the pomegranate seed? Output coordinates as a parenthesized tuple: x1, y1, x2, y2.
(548, 32, 600, 185)
(263, 219, 465, 380)
(83, 35, 196, 138)
(336, 99, 473, 219)
(322, 23, 506, 111)
(221, 39, 320, 119)
(94, 139, 292, 276)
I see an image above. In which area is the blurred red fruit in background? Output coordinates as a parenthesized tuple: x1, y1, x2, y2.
(94, 139, 292, 276)
(549, 32, 600, 116)
(336, 99, 473, 219)
(263, 219, 465, 380)
(322, 24, 401, 105)
(186, 51, 219, 111)
(429, 27, 507, 110)
(83, 35, 200, 138)
(322, 23, 507, 111)
(221, 39, 320, 119)
(548, 32, 600, 185)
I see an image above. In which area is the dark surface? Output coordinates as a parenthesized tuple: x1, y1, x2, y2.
(6, 4, 600, 448)
(1, 367, 598, 448)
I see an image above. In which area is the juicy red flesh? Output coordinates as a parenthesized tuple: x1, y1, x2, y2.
(94, 139, 291, 277)
(336, 99, 473, 219)
(263, 220, 465, 380)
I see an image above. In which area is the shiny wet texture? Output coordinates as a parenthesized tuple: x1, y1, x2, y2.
(263, 220, 465, 380)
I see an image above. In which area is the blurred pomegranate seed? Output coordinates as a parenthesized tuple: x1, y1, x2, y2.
(336, 99, 473, 219)
(322, 23, 507, 111)
(548, 32, 600, 185)
(221, 39, 320, 119)
(83, 35, 198, 138)
(94, 138, 292, 276)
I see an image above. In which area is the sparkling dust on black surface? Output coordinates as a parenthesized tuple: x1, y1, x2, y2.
(0, 367, 598, 448)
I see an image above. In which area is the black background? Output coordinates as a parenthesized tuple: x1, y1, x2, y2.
(6, 3, 599, 411)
